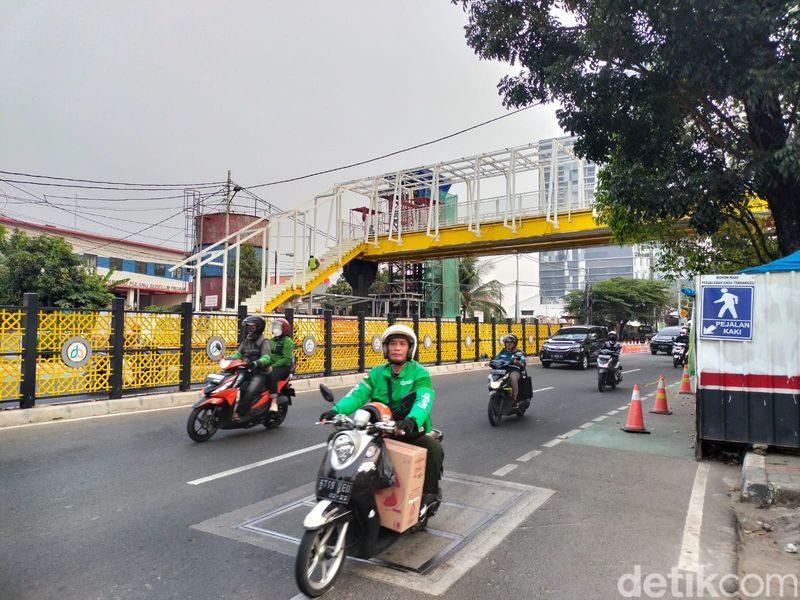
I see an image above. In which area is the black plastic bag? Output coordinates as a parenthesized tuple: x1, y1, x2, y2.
(376, 442, 396, 488)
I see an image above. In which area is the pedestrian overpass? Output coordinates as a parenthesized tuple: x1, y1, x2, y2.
(173, 140, 612, 313)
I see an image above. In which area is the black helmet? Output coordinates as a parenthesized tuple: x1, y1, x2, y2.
(242, 315, 266, 338)
(608, 331, 618, 341)
(503, 333, 518, 347)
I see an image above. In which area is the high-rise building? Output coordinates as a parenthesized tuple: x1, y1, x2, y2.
(535, 136, 655, 312)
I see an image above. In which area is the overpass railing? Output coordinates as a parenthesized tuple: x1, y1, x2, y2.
(0, 293, 560, 409)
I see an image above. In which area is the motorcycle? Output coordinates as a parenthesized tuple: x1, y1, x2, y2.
(487, 359, 531, 426)
(597, 348, 623, 392)
(672, 341, 688, 369)
(294, 384, 443, 597)
(186, 354, 293, 442)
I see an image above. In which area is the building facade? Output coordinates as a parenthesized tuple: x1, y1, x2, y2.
(0, 216, 190, 308)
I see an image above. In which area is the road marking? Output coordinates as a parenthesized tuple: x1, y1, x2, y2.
(492, 464, 518, 477)
(516, 450, 541, 462)
(532, 386, 555, 393)
(0, 404, 189, 429)
(606, 410, 619, 416)
(187, 443, 327, 485)
(559, 429, 582, 439)
(645, 393, 654, 398)
(579, 422, 594, 429)
(617, 405, 629, 410)
(622, 368, 641, 374)
(542, 438, 563, 448)
(592, 415, 608, 422)
(678, 462, 710, 573)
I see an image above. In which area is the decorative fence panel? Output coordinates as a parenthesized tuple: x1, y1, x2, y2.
(1, 293, 551, 409)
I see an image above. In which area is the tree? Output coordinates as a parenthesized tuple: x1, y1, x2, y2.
(326, 276, 353, 295)
(0, 228, 123, 308)
(562, 277, 670, 333)
(642, 215, 779, 278)
(457, 1, 800, 257)
(226, 244, 261, 306)
(459, 256, 506, 319)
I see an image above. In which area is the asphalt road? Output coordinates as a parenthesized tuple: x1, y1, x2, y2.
(0, 352, 729, 599)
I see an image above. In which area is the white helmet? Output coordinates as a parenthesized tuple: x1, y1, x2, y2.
(381, 324, 417, 361)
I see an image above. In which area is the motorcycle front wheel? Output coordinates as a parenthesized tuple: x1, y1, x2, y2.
(488, 392, 504, 426)
(187, 405, 220, 442)
(673, 357, 680, 369)
(598, 373, 607, 393)
(295, 523, 348, 597)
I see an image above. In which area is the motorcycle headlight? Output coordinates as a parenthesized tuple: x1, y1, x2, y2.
(332, 433, 355, 465)
(489, 379, 502, 389)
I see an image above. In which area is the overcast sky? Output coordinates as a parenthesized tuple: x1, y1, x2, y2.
(0, 1, 565, 307)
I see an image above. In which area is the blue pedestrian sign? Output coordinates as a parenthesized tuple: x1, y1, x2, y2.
(699, 275, 755, 341)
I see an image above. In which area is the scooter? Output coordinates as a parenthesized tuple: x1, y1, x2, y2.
(597, 348, 623, 392)
(186, 355, 293, 442)
(672, 341, 687, 369)
(487, 359, 532, 426)
(294, 384, 443, 597)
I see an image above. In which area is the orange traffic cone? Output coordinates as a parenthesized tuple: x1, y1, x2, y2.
(679, 364, 693, 394)
(650, 375, 672, 414)
(621, 384, 650, 434)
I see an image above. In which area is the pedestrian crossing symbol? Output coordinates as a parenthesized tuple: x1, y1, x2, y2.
(700, 275, 754, 341)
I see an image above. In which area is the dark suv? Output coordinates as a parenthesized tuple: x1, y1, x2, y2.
(539, 325, 608, 369)
(649, 326, 682, 355)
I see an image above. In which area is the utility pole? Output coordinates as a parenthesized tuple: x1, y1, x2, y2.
(515, 253, 520, 322)
(221, 170, 231, 312)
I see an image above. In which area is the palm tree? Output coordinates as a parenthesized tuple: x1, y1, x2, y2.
(459, 256, 506, 319)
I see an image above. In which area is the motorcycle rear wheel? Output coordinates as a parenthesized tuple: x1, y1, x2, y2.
(263, 402, 288, 429)
(187, 405, 219, 442)
(295, 523, 348, 597)
(488, 393, 504, 427)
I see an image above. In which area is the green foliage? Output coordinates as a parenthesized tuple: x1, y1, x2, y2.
(143, 304, 182, 313)
(457, 0, 800, 257)
(459, 256, 506, 319)
(226, 244, 261, 306)
(0, 227, 123, 308)
(368, 267, 389, 294)
(562, 277, 670, 332)
(326, 276, 353, 295)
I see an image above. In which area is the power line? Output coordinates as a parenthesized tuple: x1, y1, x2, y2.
(245, 105, 535, 189)
(0, 178, 222, 192)
(0, 170, 225, 188)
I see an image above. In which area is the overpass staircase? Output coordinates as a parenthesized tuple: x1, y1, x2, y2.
(174, 140, 612, 313)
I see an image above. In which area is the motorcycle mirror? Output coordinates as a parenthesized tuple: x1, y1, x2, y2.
(319, 384, 335, 404)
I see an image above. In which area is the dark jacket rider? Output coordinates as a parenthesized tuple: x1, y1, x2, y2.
(231, 315, 271, 419)
(493, 334, 527, 406)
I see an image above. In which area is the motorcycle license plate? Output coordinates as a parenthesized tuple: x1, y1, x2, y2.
(316, 477, 353, 504)
(490, 369, 507, 375)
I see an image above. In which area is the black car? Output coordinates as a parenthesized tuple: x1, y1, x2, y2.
(539, 325, 608, 369)
(649, 326, 682, 355)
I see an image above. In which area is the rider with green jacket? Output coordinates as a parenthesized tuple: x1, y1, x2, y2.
(320, 324, 443, 502)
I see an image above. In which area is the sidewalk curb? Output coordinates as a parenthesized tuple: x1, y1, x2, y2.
(0, 359, 512, 427)
(741, 453, 773, 505)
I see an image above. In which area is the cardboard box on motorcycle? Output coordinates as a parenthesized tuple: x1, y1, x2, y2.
(375, 438, 426, 533)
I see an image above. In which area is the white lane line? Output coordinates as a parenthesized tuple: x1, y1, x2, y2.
(592, 415, 608, 422)
(559, 429, 582, 439)
(532, 386, 555, 393)
(188, 443, 327, 485)
(678, 463, 710, 573)
(618, 405, 630, 410)
(543, 438, 563, 448)
(516, 449, 541, 462)
(492, 464, 518, 477)
(622, 368, 641, 374)
(645, 393, 654, 398)
(579, 422, 595, 429)
(606, 410, 619, 416)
